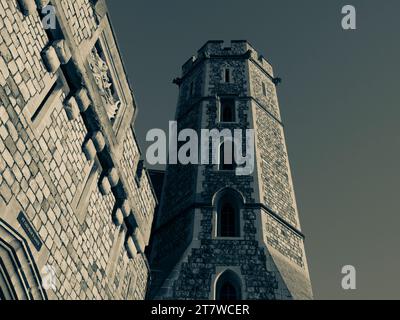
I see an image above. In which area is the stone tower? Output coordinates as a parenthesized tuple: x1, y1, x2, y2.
(148, 40, 313, 300)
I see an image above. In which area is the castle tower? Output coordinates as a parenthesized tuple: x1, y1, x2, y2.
(149, 40, 312, 300)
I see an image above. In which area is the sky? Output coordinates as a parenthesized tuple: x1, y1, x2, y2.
(106, 0, 400, 299)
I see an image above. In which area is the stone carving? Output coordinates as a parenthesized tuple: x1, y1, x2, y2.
(88, 46, 121, 121)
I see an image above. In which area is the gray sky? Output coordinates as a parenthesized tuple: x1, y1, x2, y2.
(107, 0, 400, 299)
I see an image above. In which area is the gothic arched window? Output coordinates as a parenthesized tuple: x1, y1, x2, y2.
(220, 202, 236, 237)
(217, 194, 240, 238)
(219, 141, 236, 171)
(220, 98, 235, 122)
(0, 218, 47, 300)
(216, 270, 242, 300)
(219, 282, 237, 300)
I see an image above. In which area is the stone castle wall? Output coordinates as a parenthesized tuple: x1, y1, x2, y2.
(0, 0, 156, 300)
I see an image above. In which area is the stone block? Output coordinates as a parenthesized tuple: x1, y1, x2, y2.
(125, 236, 137, 259)
(99, 176, 111, 195)
(82, 139, 96, 161)
(0, 183, 12, 203)
(53, 40, 72, 64)
(107, 168, 119, 188)
(0, 56, 9, 84)
(75, 88, 91, 112)
(3, 148, 14, 167)
(112, 208, 124, 227)
(0, 72, 5, 87)
(132, 228, 145, 254)
(64, 96, 80, 120)
(41, 46, 61, 73)
(121, 200, 130, 218)
(92, 131, 105, 152)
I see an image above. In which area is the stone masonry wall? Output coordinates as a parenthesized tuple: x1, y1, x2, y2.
(249, 61, 281, 121)
(255, 106, 298, 227)
(156, 105, 200, 227)
(61, 0, 97, 45)
(249, 58, 304, 269)
(120, 127, 156, 239)
(264, 213, 304, 268)
(0, 0, 53, 102)
(248, 52, 311, 298)
(174, 209, 278, 299)
(0, 0, 155, 300)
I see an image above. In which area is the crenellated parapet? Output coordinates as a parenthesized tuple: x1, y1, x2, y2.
(181, 40, 275, 79)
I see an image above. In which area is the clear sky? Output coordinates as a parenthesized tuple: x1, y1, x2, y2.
(107, 0, 400, 299)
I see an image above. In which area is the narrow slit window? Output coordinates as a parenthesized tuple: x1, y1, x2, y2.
(262, 82, 267, 96)
(224, 68, 231, 83)
(189, 81, 194, 97)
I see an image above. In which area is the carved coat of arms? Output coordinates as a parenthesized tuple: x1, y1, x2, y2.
(88, 47, 121, 121)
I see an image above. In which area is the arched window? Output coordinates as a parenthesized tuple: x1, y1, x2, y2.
(216, 270, 242, 300)
(220, 98, 235, 122)
(0, 219, 47, 300)
(220, 203, 236, 237)
(219, 282, 237, 300)
(219, 141, 236, 171)
(216, 191, 240, 238)
(222, 104, 233, 122)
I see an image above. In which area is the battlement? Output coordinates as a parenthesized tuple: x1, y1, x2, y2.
(197, 40, 249, 56)
(182, 40, 274, 76)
